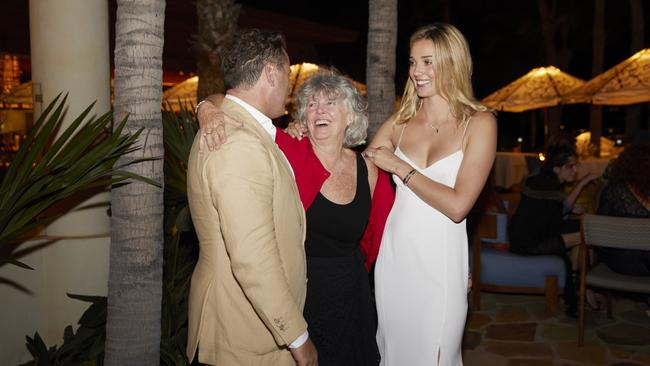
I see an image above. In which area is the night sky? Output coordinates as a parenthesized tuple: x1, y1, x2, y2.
(2, 0, 649, 148)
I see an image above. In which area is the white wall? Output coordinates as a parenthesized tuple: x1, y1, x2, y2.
(0, 1, 111, 364)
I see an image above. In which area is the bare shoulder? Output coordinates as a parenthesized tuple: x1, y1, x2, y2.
(461, 111, 496, 153)
(384, 113, 402, 139)
(468, 110, 497, 130)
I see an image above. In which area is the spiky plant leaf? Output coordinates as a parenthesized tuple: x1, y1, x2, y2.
(0, 95, 158, 265)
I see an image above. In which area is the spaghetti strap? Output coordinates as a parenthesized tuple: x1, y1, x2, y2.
(460, 116, 471, 152)
(396, 124, 407, 149)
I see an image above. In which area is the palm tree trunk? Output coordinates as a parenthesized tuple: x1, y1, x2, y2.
(193, 0, 240, 101)
(626, 0, 644, 142)
(366, 0, 397, 140)
(537, 0, 556, 64)
(197, 54, 225, 101)
(590, 0, 605, 156)
(105, 1, 165, 365)
(536, 0, 568, 141)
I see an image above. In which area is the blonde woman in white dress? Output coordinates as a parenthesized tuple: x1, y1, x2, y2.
(364, 23, 496, 366)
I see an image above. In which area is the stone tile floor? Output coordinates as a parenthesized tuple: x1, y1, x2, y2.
(462, 292, 650, 365)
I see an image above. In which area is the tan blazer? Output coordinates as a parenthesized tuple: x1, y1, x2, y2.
(186, 98, 307, 365)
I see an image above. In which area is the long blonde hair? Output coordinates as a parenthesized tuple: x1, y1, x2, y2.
(395, 23, 489, 126)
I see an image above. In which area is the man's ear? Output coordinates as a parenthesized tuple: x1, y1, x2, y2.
(263, 62, 276, 87)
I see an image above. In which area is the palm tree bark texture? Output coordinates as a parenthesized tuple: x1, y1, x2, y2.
(106, 1, 165, 365)
(366, 0, 397, 140)
(536, 0, 571, 141)
(193, 0, 240, 101)
(589, 0, 605, 156)
(625, 0, 644, 141)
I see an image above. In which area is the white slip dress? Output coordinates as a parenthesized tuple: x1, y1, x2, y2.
(375, 124, 469, 366)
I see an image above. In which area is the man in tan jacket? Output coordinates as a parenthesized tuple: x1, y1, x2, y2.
(186, 29, 317, 365)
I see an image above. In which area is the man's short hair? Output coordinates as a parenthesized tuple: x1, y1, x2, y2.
(222, 28, 287, 90)
(543, 143, 577, 171)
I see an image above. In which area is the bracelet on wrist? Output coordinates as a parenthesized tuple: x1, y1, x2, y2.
(402, 168, 418, 185)
(194, 99, 210, 115)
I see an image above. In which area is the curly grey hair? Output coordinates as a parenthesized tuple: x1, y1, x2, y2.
(292, 68, 368, 147)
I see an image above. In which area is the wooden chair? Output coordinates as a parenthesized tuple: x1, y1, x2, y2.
(577, 214, 650, 346)
(470, 212, 566, 315)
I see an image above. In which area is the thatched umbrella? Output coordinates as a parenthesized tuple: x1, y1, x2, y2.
(563, 48, 650, 105)
(482, 66, 585, 146)
(483, 66, 585, 112)
(162, 63, 367, 113)
(289, 62, 366, 99)
(162, 76, 199, 112)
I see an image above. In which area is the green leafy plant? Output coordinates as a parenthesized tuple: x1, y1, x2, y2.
(22, 294, 106, 366)
(0, 94, 156, 269)
(160, 104, 199, 366)
(21, 104, 201, 365)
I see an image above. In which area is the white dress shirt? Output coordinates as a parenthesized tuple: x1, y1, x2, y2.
(225, 94, 277, 139)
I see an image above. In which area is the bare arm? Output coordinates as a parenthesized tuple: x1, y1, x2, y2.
(367, 113, 398, 151)
(566, 172, 599, 207)
(366, 112, 497, 222)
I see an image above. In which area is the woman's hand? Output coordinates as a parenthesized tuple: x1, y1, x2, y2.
(285, 120, 307, 140)
(197, 100, 242, 152)
(364, 146, 412, 179)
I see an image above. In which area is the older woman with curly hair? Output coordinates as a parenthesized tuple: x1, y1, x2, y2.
(597, 142, 650, 276)
(197, 68, 394, 365)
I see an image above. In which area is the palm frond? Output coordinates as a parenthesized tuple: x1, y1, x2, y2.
(162, 105, 197, 201)
(0, 95, 153, 262)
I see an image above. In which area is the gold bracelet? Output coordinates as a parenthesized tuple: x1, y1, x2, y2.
(402, 168, 418, 185)
(194, 99, 210, 115)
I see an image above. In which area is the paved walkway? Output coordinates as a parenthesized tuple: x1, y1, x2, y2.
(463, 292, 650, 365)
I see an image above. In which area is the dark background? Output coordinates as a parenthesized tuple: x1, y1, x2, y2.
(1, 0, 649, 149)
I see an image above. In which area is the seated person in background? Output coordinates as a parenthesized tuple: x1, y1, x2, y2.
(596, 142, 650, 276)
(508, 142, 599, 316)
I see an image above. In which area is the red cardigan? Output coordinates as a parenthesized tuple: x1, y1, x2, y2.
(275, 130, 395, 270)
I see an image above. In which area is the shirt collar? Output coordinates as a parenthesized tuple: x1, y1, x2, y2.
(225, 94, 276, 139)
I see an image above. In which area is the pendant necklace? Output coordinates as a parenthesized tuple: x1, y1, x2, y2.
(428, 109, 450, 133)
(428, 121, 442, 133)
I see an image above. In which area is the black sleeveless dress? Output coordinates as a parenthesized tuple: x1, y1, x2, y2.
(303, 153, 380, 366)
